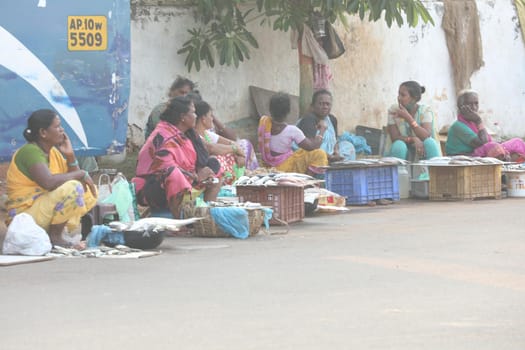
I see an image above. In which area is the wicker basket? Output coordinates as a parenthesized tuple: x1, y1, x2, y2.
(183, 206, 264, 238)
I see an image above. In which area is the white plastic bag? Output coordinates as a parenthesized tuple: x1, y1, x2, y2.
(101, 173, 136, 223)
(2, 213, 52, 256)
(97, 173, 112, 203)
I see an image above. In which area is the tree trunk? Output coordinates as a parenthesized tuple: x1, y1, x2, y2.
(297, 35, 313, 116)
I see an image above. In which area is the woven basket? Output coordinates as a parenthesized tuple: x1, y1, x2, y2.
(183, 206, 264, 238)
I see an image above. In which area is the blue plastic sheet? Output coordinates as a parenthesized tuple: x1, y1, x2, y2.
(209, 207, 250, 239)
(86, 225, 125, 248)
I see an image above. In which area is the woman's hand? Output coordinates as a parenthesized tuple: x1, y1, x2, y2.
(460, 105, 482, 124)
(317, 120, 328, 134)
(396, 104, 413, 121)
(57, 133, 75, 158)
(413, 137, 425, 157)
(231, 143, 245, 157)
(234, 155, 246, 167)
(196, 166, 215, 183)
(79, 170, 97, 196)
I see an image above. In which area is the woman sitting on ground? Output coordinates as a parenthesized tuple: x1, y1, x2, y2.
(133, 96, 221, 219)
(258, 92, 328, 175)
(145, 76, 195, 139)
(384, 81, 442, 161)
(446, 89, 525, 161)
(194, 100, 247, 185)
(297, 89, 356, 162)
(6, 109, 97, 248)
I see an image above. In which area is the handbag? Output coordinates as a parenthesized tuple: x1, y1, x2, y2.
(323, 21, 345, 59)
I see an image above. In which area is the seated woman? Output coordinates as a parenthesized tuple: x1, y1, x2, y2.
(446, 90, 525, 161)
(6, 109, 97, 248)
(296, 89, 356, 162)
(384, 81, 442, 161)
(145, 76, 195, 139)
(258, 92, 328, 175)
(133, 96, 221, 219)
(194, 100, 247, 185)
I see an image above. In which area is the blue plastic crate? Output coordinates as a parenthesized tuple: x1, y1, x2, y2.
(325, 165, 400, 205)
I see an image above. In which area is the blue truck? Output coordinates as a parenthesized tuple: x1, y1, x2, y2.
(0, 0, 130, 160)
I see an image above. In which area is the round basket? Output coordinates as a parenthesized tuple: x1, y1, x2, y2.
(184, 206, 264, 238)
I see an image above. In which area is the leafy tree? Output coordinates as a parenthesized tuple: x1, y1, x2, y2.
(178, 0, 434, 113)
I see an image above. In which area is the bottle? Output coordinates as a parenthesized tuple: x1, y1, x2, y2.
(492, 121, 503, 142)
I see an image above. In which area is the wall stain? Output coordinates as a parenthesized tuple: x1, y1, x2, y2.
(332, 20, 385, 131)
(433, 88, 448, 102)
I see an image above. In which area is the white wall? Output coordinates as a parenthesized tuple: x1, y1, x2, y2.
(129, 0, 525, 145)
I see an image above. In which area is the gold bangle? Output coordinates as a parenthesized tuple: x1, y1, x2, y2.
(410, 121, 418, 128)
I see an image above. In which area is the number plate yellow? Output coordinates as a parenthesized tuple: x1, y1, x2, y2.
(67, 16, 107, 51)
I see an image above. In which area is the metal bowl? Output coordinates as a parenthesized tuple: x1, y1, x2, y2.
(123, 229, 165, 250)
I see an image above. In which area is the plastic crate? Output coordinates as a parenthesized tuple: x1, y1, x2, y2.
(428, 164, 502, 201)
(236, 185, 304, 225)
(324, 165, 400, 205)
(355, 125, 384, 155)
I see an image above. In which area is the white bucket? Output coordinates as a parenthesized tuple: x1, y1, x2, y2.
(505, 171, 525, 197)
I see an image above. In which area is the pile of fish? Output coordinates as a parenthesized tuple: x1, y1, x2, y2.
(330, 157, 409, 166)
(109, 217, 203, 233)
(418, 156, 504, 166)
(234, 172, 320, 187)
(48, 244, 144, 258)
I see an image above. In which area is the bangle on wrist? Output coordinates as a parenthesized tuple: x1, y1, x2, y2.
(231, 143, 238, 154)
(82, 170, 90, 181)
(410, 120, 418, 128)
(68, 158, 78, 167)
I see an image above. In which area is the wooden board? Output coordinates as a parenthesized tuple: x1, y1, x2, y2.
(0, 255, 54, 266)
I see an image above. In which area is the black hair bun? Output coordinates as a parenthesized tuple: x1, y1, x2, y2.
(421, 86, 426, 94)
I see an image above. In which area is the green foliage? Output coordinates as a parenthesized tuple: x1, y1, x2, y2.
(178, 0, 434, 72)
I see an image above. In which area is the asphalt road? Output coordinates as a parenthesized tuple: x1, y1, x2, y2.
(1, 198, 525, 350)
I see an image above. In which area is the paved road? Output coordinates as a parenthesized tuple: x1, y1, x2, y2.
(1, 198, 525, 350)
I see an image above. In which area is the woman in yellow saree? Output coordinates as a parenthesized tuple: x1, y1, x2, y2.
(6, 109, 97, 248)
(258, 92, 328, 175)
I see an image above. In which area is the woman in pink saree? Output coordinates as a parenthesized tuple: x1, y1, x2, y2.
(133, 96, 221, 218)
(446, 90, 525, 161)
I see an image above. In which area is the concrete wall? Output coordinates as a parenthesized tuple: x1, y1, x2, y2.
(129, 0, 525, 146)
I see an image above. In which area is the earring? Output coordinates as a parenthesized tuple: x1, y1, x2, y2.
(182, 118, 186, 122)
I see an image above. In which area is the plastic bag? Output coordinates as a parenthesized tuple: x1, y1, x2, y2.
(97, 173, 112, 203)
(323, 21, 345, 59)
(2, 213, 52, 256)
(101, 173, 137, 223)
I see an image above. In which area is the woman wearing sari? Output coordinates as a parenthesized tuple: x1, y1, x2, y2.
(6, 109, 97, 248)
(446, 90, 525, 161)
(258, 92, 328, 175)
(297, 89, 356, 162)
(194, 100, 251, 185)
(133, 96, 221, 219)
(384, 81, 442, 161)
(145, 76, 195, 139)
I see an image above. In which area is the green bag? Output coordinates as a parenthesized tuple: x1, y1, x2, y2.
(101, 173, 138, 223)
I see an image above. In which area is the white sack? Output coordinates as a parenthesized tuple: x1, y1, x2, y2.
(2, 213, 52, 256)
